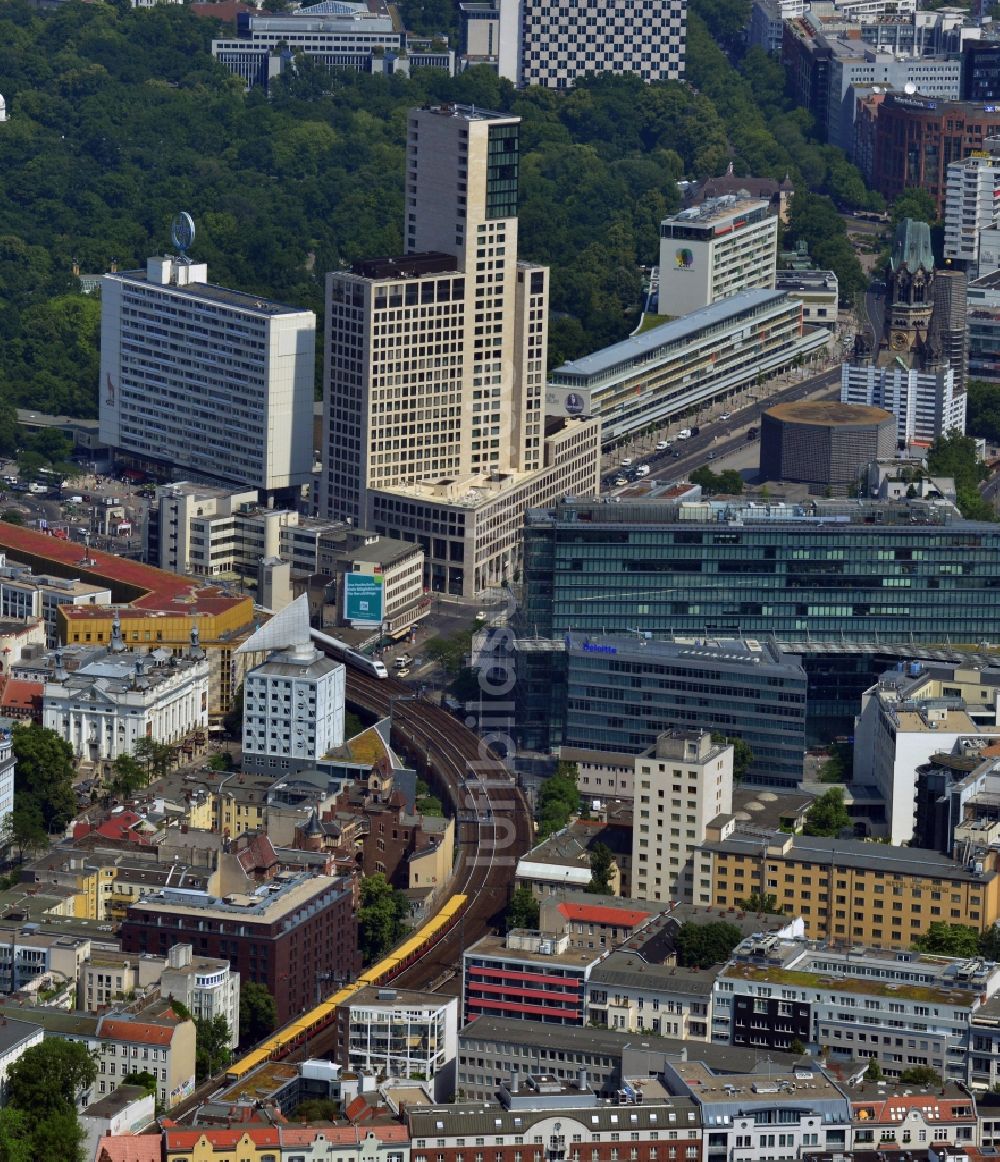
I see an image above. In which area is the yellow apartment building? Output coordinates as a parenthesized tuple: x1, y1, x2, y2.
(694, 822, 1000, 948)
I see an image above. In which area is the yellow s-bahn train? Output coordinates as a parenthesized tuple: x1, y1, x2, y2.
(226, 893, 468, 1082)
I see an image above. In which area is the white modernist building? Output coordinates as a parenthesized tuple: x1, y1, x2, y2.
(944, 153, 1000, 271)
(657, 196, 778, 318)
(0, 729, 15, 838)
(841, 361, 966, 444)
(240, 599, 347, 772)
(321, 104, 601, 597)
(42, 634, 210, 764)
(98, 254, 316, 501)
(632, 731, 733, 905)
(853, 662, 1000, 846)
(160, 944, 241, 1051)
(346, 987, 459, 1100)
(547, 289, 829, 444)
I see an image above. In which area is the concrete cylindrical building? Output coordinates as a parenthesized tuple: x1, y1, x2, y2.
(759, 400, 895, 487)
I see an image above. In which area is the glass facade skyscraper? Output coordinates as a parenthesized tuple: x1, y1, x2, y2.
(521, 497, 1000, 645)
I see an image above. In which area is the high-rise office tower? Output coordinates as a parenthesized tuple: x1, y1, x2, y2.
(99, 253, 316, 503)
(321, 104, 600, 597)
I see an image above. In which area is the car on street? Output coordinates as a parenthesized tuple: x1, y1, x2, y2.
(620, 457, 634, 468)
(655, 440, 671, 451)
(719, 412, 731, 421)
(614, 475, 627, 486)
(677, 429, 692, 440)
(635, 465, 650, 477)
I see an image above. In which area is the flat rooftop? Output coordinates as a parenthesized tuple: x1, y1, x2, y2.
(550, 289, 788, 383)
(705, 832, 997, 881)
(459, 1014, 804, 1072)
(127, 873, 344, 921)
(662, 195, 770, 228)
(417, 101, 516, 123)
(564, 631, 800, 673)
(667, 1059, 842, 1103)
(109, 268, 309, 317)
(0, 522, 255, 619)
(765, 400, 893, 426)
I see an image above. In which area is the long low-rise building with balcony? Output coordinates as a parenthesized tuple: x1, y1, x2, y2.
(545, 289, 829, 444)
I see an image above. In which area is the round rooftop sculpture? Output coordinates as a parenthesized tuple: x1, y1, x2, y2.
(759, 400, 896, 488)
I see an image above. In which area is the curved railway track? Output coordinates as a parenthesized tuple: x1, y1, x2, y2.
(168, 659, 533, 1119)
(343, 668, 533, 988)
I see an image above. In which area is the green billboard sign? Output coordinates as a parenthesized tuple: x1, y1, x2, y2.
(343, 572, 384, 625)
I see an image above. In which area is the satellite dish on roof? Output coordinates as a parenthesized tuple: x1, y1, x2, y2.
(171, 212, 196, 258)
(904, 82, 917, 95)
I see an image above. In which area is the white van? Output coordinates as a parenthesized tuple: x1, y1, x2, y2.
(635, 465, 651, 477)
(620, 458, 634, 468)
(677, 429, 692, 440)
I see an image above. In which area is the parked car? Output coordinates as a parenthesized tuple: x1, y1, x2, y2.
(620, 457, 634, 468)
(677, 429, 692, 440)
(63, 495, 83, 505)
(719, 412, 731, 421)
(655, 440, 671, 451)
(690, 426, 701, 437)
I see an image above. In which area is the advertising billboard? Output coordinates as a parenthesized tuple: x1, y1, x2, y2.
(344, 572, 384, 626)
(544, 386, 593, 418)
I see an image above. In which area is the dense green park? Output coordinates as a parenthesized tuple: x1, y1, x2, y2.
(0, 0, 875, 422)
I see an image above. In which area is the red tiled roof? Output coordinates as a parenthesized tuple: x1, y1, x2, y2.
(236, 832, 278, 872)
(100, 1019, 177, 1046)
(95, 1135, 163, 1162)
(0, 678, 43, 712)
(94, 811, 151, 846)
(0, 523, 248, 617)
(279, 1125, 409, 1146)
(163, 1126, 281, 1149)
(557, 902, 651, 927)
(852, 1096, 976, 1122)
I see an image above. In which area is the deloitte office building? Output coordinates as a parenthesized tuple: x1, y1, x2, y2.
(514, 494, 1000, 751)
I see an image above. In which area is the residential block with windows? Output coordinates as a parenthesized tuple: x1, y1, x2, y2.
(407, 1082, 702, 1162)
(98, 256, 316, 503)
(338, 987, 459, 1101)
(713, 934, 1000, 1083)
(632, 731, 733, 904)
(694, 823, 1000, 948)
(657, 197, 777, 318)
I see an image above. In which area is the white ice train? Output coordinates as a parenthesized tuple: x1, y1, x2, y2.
(309, 629, 389, 678)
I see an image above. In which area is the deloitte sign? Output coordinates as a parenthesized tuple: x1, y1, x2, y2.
(344, 572, 384, 627)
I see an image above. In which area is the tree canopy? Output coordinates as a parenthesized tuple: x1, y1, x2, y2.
(0, 0, 881, 427)
(927, 430, 993, 522)
(586, 842, 614, 894)
(674, 920, 742, 968)
(802, 787, 852, 837)
(358, 872, 410, 964)
(11, 723, 76, 833)
(913, 922, 982, 958)
(239, 980, 278, 1045)
(738, 891, 783, 914)
(691, 466, 744, 495)
(4, 1039, 96, 1162)
(195, 1015, 232, 1082)
(506, 885, 541, 932)
(536, 761, 580, 840)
